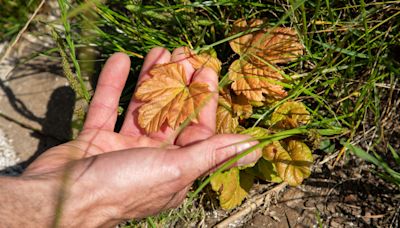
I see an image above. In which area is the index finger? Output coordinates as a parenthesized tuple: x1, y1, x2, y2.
(83, 53, 131, 131)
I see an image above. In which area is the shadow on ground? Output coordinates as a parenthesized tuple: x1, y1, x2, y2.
(0, 54, 75, 175)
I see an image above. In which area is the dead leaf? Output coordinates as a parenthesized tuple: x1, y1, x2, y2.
(273, 140, 313, 186)
(270, 101, 310, 129)
(216, 90, 239, 134)
(229, 59, 287, 101)
(135, 63, 211, 133)
(183, 47, 222, 73)
(210, 167, 253, 210)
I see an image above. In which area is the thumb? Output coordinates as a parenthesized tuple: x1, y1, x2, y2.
(173, 134, 261, 184)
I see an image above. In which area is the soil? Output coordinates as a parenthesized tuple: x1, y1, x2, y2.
(243, 159, 400, 227)
(1, 31, 399, 228)
(203, 155, 399, 228)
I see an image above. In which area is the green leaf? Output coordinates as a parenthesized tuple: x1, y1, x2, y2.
(210, 167, 253, 210)
(319, 139, 335, 153)
(247, 158, 282, 183)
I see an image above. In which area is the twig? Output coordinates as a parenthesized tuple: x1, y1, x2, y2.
(215, 182, 288, 228)
(0, 0, 46, 65)
(319, 151, 339, 165)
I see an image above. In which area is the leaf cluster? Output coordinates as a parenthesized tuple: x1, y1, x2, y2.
(209, 19, 315, 210)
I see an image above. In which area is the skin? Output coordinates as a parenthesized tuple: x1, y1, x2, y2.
(0, 47, 261, 227)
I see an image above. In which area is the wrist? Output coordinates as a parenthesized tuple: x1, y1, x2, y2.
(49, 159, 123, 227)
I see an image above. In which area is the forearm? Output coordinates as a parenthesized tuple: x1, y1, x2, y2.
(0, 176, 55, 227)
(0, 163, 114, 227)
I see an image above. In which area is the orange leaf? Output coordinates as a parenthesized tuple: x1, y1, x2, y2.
(216, 90, 239, 134)
(250, 28, 304, 64)
(183, 47, 222, 73)
(231, 93, 253, 119)
(229, 19, 303, 64)
(229, 59, 287, 101)
(135, 63, 211, 133)
(229, 19, 265, 55)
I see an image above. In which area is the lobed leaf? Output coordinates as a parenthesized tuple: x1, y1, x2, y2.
(183, 47, 222, 73)
(210, 167, 253, 210)
(273, 140, 313, 186)
(229, 18, 265, 55)
(216, 90, 239, 134)
(254, 158, 282, 183)
(249, 28, 304, 64)
(231, 93, 253, 119)
(240, 126, 270, 139)
(135, 63, 211, 133)
(229, 19, 304, 64)
(229, 59, 287, 101)
(270, 101, 310, 129)
(263, 141, 285, 161)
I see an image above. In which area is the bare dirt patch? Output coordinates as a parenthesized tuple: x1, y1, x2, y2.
(0, 35, 74, 174)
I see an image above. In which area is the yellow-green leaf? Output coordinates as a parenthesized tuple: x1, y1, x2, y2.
(210, 168, 253, 210)
(241, 126, 270, 139)
(270, 101, 310, 129)
(274, 140, 313, 186)
(256, 158, 282, 183)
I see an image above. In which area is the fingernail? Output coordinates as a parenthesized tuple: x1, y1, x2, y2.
(236, 142, 260, 166)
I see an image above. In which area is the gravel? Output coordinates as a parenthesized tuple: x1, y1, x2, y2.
(0, 128, 19, 171)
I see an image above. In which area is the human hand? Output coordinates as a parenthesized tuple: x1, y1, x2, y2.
(3, 47, 261, 227)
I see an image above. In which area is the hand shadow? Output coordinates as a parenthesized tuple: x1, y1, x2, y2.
(0, 86, 75, 175)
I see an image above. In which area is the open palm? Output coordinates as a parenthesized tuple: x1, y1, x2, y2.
(24, 47, 222, 174)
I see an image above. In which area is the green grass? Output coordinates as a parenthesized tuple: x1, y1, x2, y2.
(0, 0, 42, 42)
(46, 0, 400, 226)
(346, 143, 400, 186)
